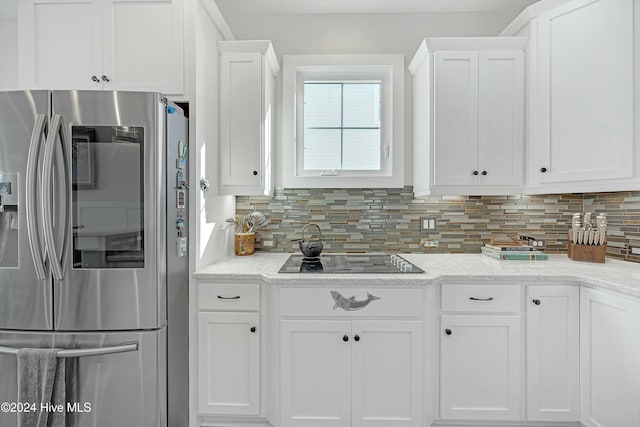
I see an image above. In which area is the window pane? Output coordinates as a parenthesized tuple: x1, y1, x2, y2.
(343, 83, 381, 128)
(303, 128, 342, 170)
(304, 83, 341, 128)
(342, 129, 381, 170)
(72, 126, 144, 269)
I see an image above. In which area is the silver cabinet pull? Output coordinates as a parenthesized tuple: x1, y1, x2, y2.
(0, 342, 138, 358)
(26, 114, 48, 280)
(469, 297, 494, 301)
(217, 295, 240, 300)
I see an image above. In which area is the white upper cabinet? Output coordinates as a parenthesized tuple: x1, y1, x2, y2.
(101, 0, 184, 94)
(18, 0, 102, 90)
(432, 51, 479, 188)
(18, 0, 184, 94)
(218, 41, 278, 196)
(502, 0, 637, 194)
(410, 38, 525, 197)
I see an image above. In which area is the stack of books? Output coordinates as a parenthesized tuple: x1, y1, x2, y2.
(481, 243, 548, 261)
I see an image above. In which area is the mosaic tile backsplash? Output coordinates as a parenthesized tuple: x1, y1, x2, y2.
(237, 187, 640, 262)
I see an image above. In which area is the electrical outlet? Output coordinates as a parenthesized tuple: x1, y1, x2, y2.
(519, 235, 545, 249)
(420, 239, 439, 248)
(629, 245, 640, 255)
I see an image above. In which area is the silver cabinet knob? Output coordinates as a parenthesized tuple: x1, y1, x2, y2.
(91, 75, 100, 82)
(101, 75, 110, 82)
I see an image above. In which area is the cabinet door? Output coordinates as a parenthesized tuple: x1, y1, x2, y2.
(351, 320, 423, 427)
(580, 288, 640, 427)
(440, 315, 521, 420)
(477, 51, 524, 187)
(101, 0, 184, 94)
(198, 312, 260, 415)
(280, 320, 351, 427)
(432, 51, 479, 187)
(18, 0, 103, 90)
(219, 52, 264, 193)
(536, 0, 634, 184)
(526, 286, 579, 421)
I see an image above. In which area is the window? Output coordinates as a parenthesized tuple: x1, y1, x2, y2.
(303, 81, 382, 171)
(282, 55, 404, 188)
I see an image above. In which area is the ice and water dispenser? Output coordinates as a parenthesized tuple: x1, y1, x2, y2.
(0, 174, 18, 267)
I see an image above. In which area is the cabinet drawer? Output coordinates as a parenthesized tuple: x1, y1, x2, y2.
(199, 282, 260, 311)
(441, 284, 521, 313)
(280, 287, 424, 318)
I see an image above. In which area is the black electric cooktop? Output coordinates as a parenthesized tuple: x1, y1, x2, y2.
(278, 254, 425, 274)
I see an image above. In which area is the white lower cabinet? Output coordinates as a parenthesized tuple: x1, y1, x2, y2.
(280, 319, 424, 427)
(526, 285, 580, 422)
(440, 314, 521, 420)
(194, 279, 640, 427)
(198, 282, 262, 418)
(199, 312, 260, 415)
(280, 320, 351, 427)
(580, 287, 640, 427)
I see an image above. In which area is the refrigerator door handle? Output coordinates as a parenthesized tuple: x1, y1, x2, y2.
(0, 342, 138, 358)
(25, 114, 48, 280)
(41, 114, 70, 281)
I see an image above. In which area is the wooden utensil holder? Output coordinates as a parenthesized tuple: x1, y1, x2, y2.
(567, 241, 606, 263)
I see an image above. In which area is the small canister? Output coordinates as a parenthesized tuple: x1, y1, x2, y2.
(235, 232, 255, 256)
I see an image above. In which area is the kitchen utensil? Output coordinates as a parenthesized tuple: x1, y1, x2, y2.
(248, 213, 271, 233)
(297, 223, 323, 258)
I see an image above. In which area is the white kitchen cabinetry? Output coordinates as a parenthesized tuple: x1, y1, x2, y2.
(502, 0, 638, 194)
(526, 285, 579, 422)
(409, 38, 525, 197)
(218, 40, 279, 196)
(279, 288, 424, 427)
(18, 0, 184, 94)
(439, 283, 522, 420)
(198, 283, 261, 416)
(580, 287, 640, 427)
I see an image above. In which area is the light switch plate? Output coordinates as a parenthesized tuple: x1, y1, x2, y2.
(420, 217, 437, 232)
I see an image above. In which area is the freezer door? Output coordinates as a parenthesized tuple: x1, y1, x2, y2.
(51, 91, 166, 330)
(0, 328, 166, 427)
(0, 91, 53, 330)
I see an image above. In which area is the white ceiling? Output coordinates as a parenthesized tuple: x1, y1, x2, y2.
(0, 1, 18, 19)
(215, 0, 540, 15)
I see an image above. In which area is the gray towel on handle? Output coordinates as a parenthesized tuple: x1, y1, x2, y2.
(16, 348, 66, 427)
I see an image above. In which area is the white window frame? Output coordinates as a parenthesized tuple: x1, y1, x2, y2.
(282, 54, 404, 188)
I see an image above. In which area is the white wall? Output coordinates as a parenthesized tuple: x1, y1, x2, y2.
(187, 2, 236, 427)
(216, 11, 522, 186)
(190, 0, 236, 269)
(0, 0, 18, 90)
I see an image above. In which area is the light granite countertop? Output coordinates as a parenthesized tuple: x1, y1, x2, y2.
(193, 253, 640, 298)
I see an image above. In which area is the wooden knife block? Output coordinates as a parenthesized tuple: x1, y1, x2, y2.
(567, 241, 606, 263)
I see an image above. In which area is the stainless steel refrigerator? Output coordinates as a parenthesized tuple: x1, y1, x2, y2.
(0, 90, 189, 426)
